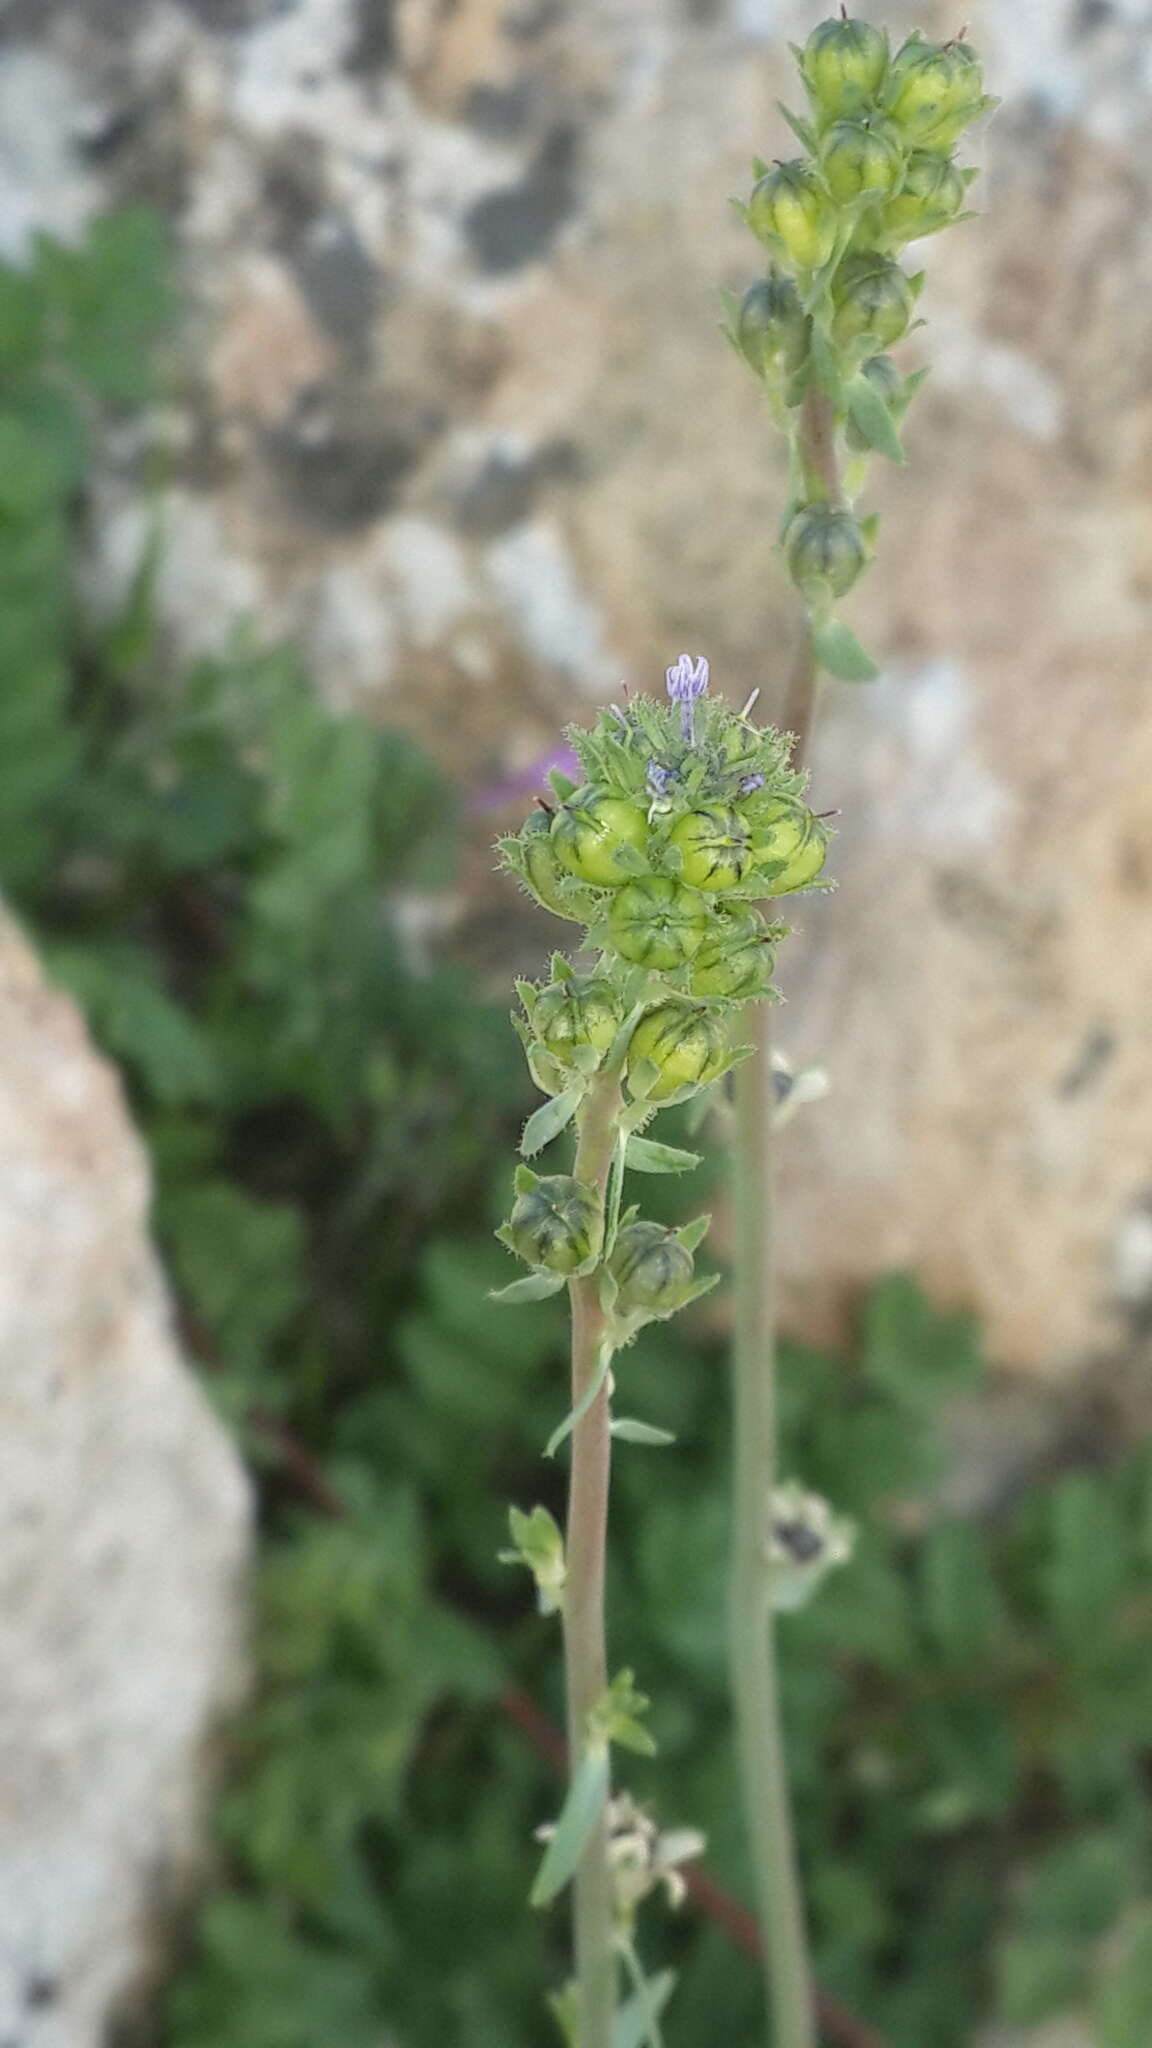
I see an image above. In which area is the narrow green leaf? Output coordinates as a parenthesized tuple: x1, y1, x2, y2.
(803, 319, 840, 395)
(489, 1270, 568, 1305)
(675, 1213, 711, 1254)
(521, 1086, 583, 1158)
(845, 374, 905, 463)
(624, 1135, 702, 1175)
(611, 1418, 677, 1447)
(545, 1343, 614, 1459)
(626, 1057, 662, 1101)
(810, 618, 880, 683)
(530, 1746, 610, 1908)
(777, 103, 817, 153)
(615, 1962, 675, 2048)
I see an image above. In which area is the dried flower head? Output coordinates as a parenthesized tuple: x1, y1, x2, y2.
(535, 1794, 705, 1925)
(768, 1480, 855, 1611)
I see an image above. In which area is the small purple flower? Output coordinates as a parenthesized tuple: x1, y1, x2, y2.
(647, 759, 677, 798)
(468, 743, 581, 815)
(738, 773, 766, 796)
(665, 652, 710, 744)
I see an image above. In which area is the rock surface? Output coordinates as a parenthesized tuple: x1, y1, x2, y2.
(0, 907, 250, 2048)
(4, 0, 1152, 1368)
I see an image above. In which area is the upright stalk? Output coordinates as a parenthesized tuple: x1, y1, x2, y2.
(727, 387, 838, 2048)
(564, 1070, 623, 2048)
(730, 1037, 816, 2048)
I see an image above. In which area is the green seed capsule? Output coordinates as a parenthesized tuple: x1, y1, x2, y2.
(801, 16, 890, 123)
(608, 877, 709, 971)
(747, 161, 839, 272)
(831, 251, 915, 349)
(878, 149, 966, 239)
(734, 276, 810, 381)
(532, 976, 622, 1062)
(753, 799, 829, 895)
(609, 1220, 696, 1315)
(820, 119, 905, 204)
(551, 786, 649, 887)
(512, 811, 588, 921)
(786, 505, 869, 601)
(506, 1174, 602, 1274)
(669, 805, 755, 892)
(688, 911, 777, 1001)
(626, 1001, 729, 1102)
(886, 33, 986, 144)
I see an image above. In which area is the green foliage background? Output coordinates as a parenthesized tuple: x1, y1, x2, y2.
(2, 214, 1152, 2048)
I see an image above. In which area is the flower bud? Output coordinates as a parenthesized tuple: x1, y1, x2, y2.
(831, 251, 915, 350)
(800, 16, 890, 124)
(668, 805, 755, 892)
(878, 149, 966, 240)
(747, 161, 838, 272)
(753, 797, 829, 895)
(608, 876, 709, 971)
(609, 1220, 696, 1316)
(506, 1174, 602, 1273)
(551, 785, 649, 888)
(688, 910, 778, 1001)
(532, 976, 623, 1062)
(734, 276, 810, 381)
(886, 32, 987, 147)
(819, 118, 905, 205)
(786, 505, 869, 601)
(626, 1001, 728, 1102)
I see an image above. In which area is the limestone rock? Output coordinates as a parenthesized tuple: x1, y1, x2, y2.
(0, 907, 250, 2047)
(5, 0, 1152, 1367)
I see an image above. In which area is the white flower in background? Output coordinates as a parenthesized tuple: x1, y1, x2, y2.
(768, 1481, 856, 1612)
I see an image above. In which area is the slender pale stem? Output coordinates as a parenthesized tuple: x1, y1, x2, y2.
(564, 1070, 624, 2048)
(730, 1033, 816, 2048)
(727, 384, 836, 2048)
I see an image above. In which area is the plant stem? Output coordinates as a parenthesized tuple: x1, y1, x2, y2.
(730, 1032, 816, 2048)
(727, 386, 836, 2048)
(797, 386, 844, 508)
(564, 1069, 624, 2048)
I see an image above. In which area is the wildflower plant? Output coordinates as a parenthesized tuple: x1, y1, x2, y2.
(723, 15, 994, 2048)
(496, 656, 830, 2041)
(495, 14, 993, 2048)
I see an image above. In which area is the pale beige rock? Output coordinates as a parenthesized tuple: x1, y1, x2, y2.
(0, 908, 250, 2046)
(8, 0, 1152, 1368)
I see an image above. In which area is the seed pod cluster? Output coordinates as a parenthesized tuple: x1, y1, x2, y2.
(729, 18, 994, 644)
(497, 659, 832, 1283)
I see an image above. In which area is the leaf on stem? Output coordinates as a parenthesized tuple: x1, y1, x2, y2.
(810, 617, 880, 682)
(624, 1135, 702, 1175)
(529, 1745, 610, 1908)
(615, 1958, 676, 2048)
(611, 1418, 677, 1447)
(489, 1269, 569, 1305)
(545, 1342, 614, 1459)
(845, 374, 906, 463)
(520, 1085, 583, 1158)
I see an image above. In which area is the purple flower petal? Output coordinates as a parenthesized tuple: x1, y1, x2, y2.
(469, 743, 581, 814)
(665, 652, 710, 742)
